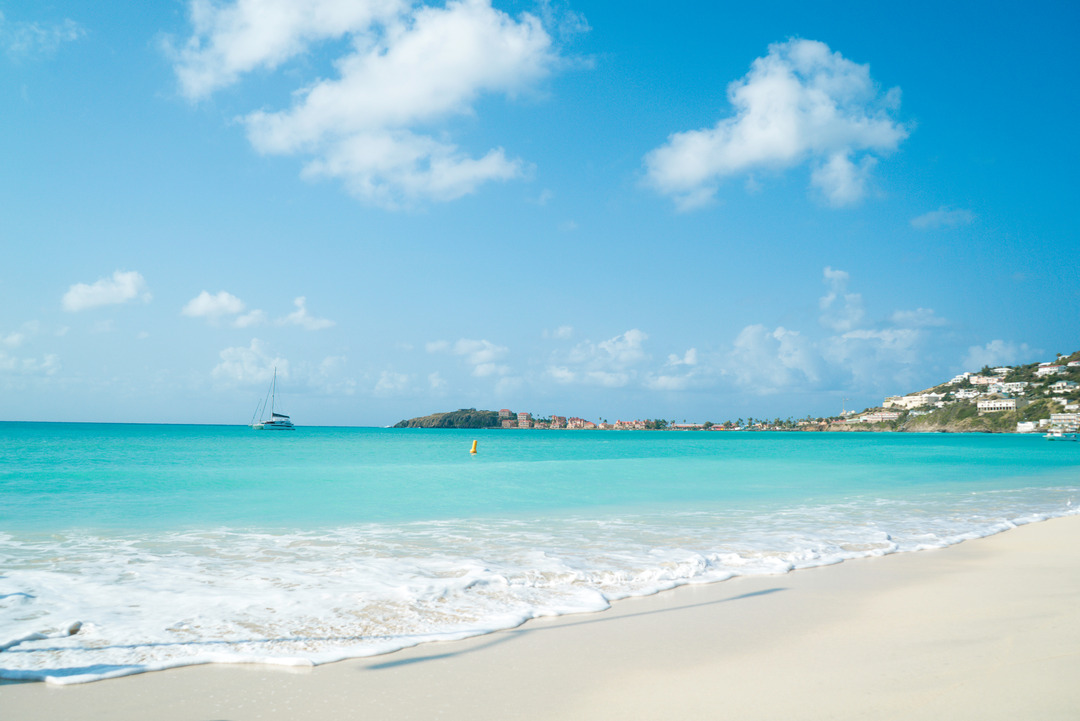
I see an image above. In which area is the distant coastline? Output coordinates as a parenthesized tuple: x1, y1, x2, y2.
(395, 350, 1080, 435)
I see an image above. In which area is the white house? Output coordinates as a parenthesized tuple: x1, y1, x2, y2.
(1050, 380, 1078, 393)
(977, 398, 1016, 412)
(1035, 364, 1065, 377)
(852, 411, 901, 423)
(953, 388, 980, 400)
(1050, 413, 1079, 432)
(884, 393, 945, 410)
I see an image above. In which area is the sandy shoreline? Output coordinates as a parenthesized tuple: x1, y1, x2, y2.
(4, 514, 1080, 720)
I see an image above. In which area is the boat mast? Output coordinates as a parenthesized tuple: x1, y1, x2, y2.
(271, 367, 277, 416)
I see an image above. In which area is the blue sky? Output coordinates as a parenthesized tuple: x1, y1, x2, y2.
(1, 0, 1077, 425)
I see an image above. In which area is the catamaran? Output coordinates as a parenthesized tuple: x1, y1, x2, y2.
(250, 368, 295, 430)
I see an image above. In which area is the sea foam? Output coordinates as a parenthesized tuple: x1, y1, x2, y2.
(2, 490, 1076, 684)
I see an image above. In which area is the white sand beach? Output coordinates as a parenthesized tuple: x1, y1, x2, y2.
(4, 514, 1079, 721)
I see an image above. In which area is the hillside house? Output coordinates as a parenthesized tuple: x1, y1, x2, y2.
(1050, 380, 1078, 393)
(977, 398, 1017, 412)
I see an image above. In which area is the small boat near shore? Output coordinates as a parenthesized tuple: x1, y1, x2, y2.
(250, 368, 295, 430)
(1044, 430, 1077, 441)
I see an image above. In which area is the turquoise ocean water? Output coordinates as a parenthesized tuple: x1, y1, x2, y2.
(1, 423, 1078, 683)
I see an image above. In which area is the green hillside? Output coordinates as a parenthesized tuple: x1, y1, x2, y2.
(393, 409, 502, 429)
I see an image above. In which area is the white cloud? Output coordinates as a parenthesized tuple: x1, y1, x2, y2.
(547, 329, 650, 388)
(827, 327, 922, 391)
(374, 370, 411, 396)
(911, 206, 975, 230)
(818, 266, 864, 332)
(171, 0, 406, 99)
(810, 152, 877, 207)
(175, 0, 566, 207)
(667, 348, 698, 366)
(212, 338, 287, 384)
(962, 340, 1036, 371)
(472, 362, 509, 377)
(890, 308, 947, 327)
(428, 371, 446, 391)
(2, 331, 24, 348)
(0, 12, 84, 59)
(429, 337, 510, 377)
(182, 290, 246, 319)
(277, 296, 335, 330)
(62, 270, 151, 312)
(0, 350, 60, 376)
(577, 328, 648, 367)
(234, 309, 267, 328)
(545, 365, 575, 384)
(644, 38, 907, 210)
(718, 267, 954, 397)
(727, 325, 821, 393)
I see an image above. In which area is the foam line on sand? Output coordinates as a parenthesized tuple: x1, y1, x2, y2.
(4, 514, 1080, 720)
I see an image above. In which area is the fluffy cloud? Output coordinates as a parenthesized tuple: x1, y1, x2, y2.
(546, 329, 649, 388)
(234, 309, 267, 328)
(569, 328, 648, 367)
(0, 11, 84, 59)
(62, 271, 151, 312)
(174, 0, 565, 207)
(719, 267, 950, 397)
(374, 370, 411, 396)
(277, 296, 335, 330)
(212, 338, 287, 384)
(182, 290, 246, 319)
(172, 0, 405, 99)
(644, 39, 907, 210)
(667, 348, 698, 366)
(818, 266, 864, 332)
(643, 348, 702, 390)
(911, 206, 975, 230)
(727, 325, 822, 393)
(962, 340, 1037, 371)
(428, 337, 510, 377)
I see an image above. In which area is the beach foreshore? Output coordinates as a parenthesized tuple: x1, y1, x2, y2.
(4, 514, 1079, 721)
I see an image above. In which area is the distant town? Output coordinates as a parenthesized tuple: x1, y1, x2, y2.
(394, 351, 1080, 435)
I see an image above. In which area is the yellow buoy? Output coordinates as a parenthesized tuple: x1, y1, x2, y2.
(470, 440, 478, 455)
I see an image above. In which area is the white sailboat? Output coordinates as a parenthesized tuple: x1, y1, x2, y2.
(250, 368, 295, 430)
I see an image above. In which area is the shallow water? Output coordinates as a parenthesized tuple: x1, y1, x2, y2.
(1, 423, 1077, 683)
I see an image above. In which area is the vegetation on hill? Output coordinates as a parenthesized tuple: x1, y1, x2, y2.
(899, 397, 1060, 433)
(831, 352, 1080, 433)
(393, 409, 502, 429)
